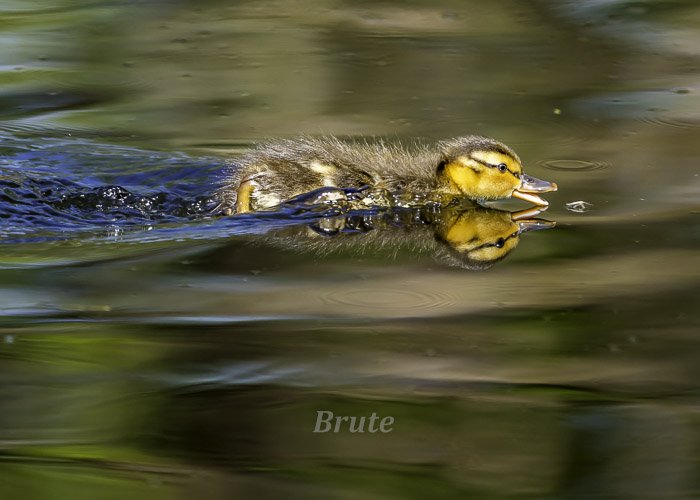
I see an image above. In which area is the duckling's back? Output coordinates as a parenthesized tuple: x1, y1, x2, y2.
(219, 137, 439, 212)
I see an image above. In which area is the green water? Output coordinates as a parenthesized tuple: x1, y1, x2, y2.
(1, 1, 699, 498)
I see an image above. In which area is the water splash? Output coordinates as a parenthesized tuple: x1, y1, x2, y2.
(0, 132, 224, 242)
(566, 200, 593, 213)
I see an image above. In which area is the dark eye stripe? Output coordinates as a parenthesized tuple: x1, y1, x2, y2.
(468, 155, 521, 179)
(469, 231, 519, 252)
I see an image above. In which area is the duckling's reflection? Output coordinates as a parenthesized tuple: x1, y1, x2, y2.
(251, 203, 554, 270)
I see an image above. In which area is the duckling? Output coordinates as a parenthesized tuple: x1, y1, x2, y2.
(245, 204, 554, 270)
(219, 136, 557, 214)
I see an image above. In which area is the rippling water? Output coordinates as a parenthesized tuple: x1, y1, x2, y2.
(1, 1, 699, 499)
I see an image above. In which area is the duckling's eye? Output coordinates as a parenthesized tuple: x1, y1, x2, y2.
(497, 163, 508, 173)
(495, 238, 505, 248)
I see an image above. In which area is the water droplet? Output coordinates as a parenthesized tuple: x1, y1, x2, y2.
(106, 225, 123, 238)
(566, 201, 593, 213)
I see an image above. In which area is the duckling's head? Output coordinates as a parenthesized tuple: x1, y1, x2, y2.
(437, 136, 557, 205)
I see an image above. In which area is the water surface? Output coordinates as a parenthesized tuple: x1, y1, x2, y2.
(1, 1, 699, 498)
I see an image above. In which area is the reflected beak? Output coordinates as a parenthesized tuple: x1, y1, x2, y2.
(512, 175, 558, 206)
(511, 206, 555, 233)
(515, 218, 556, 234)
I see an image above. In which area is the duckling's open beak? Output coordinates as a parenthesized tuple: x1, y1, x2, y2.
(510, 207, 556, 233)
(512, 175, 558, 206)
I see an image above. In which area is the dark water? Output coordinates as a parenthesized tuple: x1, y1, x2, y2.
(1, 1, 699, 498)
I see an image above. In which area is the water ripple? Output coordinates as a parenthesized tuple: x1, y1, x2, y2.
(322, 287, 456, 312)
(640, 115, 700, 130)
(539, 159, 608, 172)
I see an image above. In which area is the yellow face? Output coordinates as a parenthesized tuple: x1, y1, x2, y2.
(442, 150, 523, 200)
(439, 208, 521, 264)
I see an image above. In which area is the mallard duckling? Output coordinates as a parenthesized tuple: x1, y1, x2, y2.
(219, 136, 557, 214)
(244, 204, 554, 270)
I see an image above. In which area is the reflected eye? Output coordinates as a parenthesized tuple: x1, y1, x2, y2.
(498, 163, 508, 173)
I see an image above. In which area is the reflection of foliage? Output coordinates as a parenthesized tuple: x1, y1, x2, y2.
(0, 323, 184, 498)
(0, 0, 618, 146)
